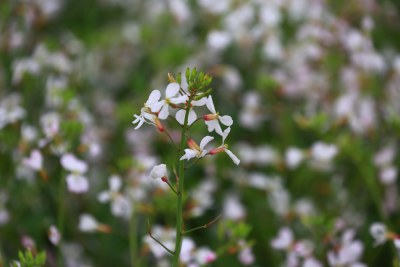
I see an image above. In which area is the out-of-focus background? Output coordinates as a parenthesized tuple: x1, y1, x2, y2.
(1, 0, 400, 266)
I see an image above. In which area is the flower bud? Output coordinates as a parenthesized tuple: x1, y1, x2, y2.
(187, 139, 200, 151)
(204, 113, 219, 121)
(209, 145, 226, 155)
(154, 118, 165, 132)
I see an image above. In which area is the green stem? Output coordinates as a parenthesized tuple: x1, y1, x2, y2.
(57, 172, 66, 267)
(129, 209, 141, 267)
(172, 100, 192, 267)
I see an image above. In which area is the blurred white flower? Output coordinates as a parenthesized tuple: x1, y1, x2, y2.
(150, 164, 167, 179)
(370, 222, 387, 246)
(310, 142, 338, 163)
(271, 227, 293, 250)
(48, 225, 61, 245)
(238, 247, 255, 265)
(79, 213, 111, 233)
(194, 247, 217, 265)
(0, 94, 26, 129)
(40, 112, 60, 139)
(327, 230, 365, 267)
(285, 147, 304, 169)
(98, 175, 132, 219)
(23, 150, 43, 171)
(207, 30, 232, 51)
(379, 166, 397, 185)
(61, 154, 88, 173)
(223, 194, 246, 220)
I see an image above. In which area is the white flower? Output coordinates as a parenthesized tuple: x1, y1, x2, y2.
(209, 128, 240, 165)
(327, 230, 365, 267)
(271, 227, 293, 250)
(66, 174, 89, 193)
(180, 136, 214, 161)
(194, 247, 217, 264)
(223, 194, 246, 220)
(61, 153, 89, 193)
(150, 164, 167, 179)
(285, 147, 304, 169)
(370, 222, 387, 246)
(48, 225, 61, 245)
(22, 149, 43, 171)
(132, 90, 161, 129)
(61, 153, 88, 173)
(149, 83, 188, 120)
(175, 97, 208, 126)
(310, 142, 338, 162)
(40, 112, 60, 139)
(203, 96, 233, 136)
(379, 166, 397, 185)
(238, 247, 255, 265)
(98, 175, 132, 219)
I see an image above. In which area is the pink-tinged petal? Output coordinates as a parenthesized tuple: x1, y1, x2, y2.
(158, 105, 169, 120)
(205, 96, 217, 113)
(165, 83, 180, 98)
(200, 136, 214, 150)
(225, 149, 240, 165)
(192, 97, 207, 107)
(187, 110, 197, 125)
(219, 115, 233, 126)
(147, 90, 161, 105)
(175, 109, 186, 125)
(149, 101, 164, 112)
(61, 153, 88, 173)
(23, 149, 43, 171)
(170, 95, 188, 105)
(180, 149, 197, 161)
(66, 174, 89, 193)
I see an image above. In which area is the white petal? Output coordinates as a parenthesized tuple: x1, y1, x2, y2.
(132, 115, 145, 129)
(97, 191, 111, 203)
(66, 174, 89, 193)
(175, 110, 186, 125)
(219, 115, 233, 126)
(205, 96, 216, 113)
(149, 101, 164, 112)
(109, 175, 122, 191)
(222, 127, 231, 143)
(23, 149, 43, 170)
(225, 149, 240, 165)
(165, 83, 180, 98)
(61, 153, 88, 173)
(215, 123, 223, 136)
(170, 95, 188, 105)
(200, 136, 214, 150)
(147, 90, 161, 105)
(79, 214, 98, 232)
(192, 97, 207, 106)
(180, 149, 197, 161)
(187, 110, 197, 125)
(158, 104, 169, 120)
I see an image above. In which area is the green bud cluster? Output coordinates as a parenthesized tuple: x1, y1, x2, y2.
(184, 67, 213, 96)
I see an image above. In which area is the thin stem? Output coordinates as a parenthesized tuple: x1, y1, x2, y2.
(187, 118, 203, 129)
(57, 171, 66, 267)
(184, 157, 202, 170)
(147, 220, 175, 255)
(129, 209, 141, 267)
(163, 130, 179, 151)
(182, 214, 222, 235)
(172, 98, 192, 267)
(165, 181, 178, 195)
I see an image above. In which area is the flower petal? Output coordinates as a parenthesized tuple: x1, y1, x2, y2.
(192, 97, 207, 107)
(147, 90, 161, 105)
(180, 149, 197, 161)
(109, 175, 122, 191)
(165, 83, 180, 98)
(219, 115, 233, 126)
(170, 95, 188, 105)
(222, 127, 231, 143)
(149, 101, 164, 112)
(66, 174, 89, 193)
(187, 110, 197, 125)
(158, 104, 169, 120)
(175, 109, 186, 125)
(200, 136, 214, 150)
(225, 149, 240, 165)
(205, 96, 217, 113)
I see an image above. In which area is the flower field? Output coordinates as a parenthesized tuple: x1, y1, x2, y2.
(1, 0, 400, 266)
